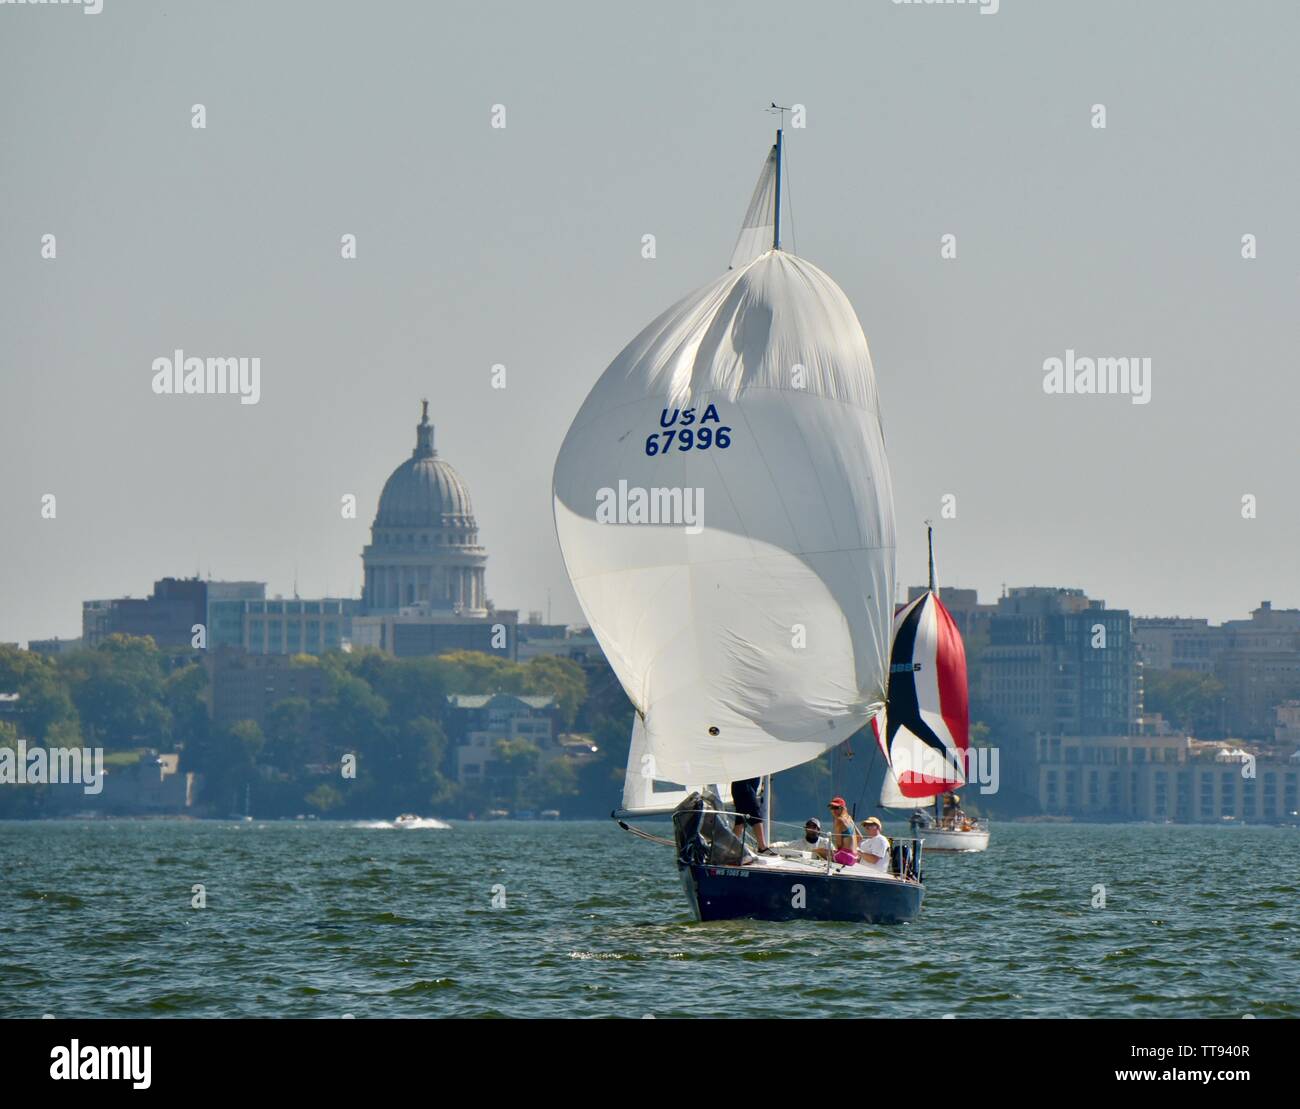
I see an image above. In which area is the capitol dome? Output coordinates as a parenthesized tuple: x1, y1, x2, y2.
(361, 403, 488, 616)
(375, 419, 476, 529)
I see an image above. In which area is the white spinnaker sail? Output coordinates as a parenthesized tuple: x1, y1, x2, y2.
(880, 765, 919, 809)
(553, 147, 895, 787)
(620, 714, 732, 816)
(729, 145, 777, 270)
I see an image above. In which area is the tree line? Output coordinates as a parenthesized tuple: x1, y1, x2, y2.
(0, 637, 620, 819)
(1, 635, 1015, 823)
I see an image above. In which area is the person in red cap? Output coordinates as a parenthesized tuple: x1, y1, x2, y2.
(827, 796, 858, 865)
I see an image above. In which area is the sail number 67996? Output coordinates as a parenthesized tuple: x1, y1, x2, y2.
(644, 404, 733, 457)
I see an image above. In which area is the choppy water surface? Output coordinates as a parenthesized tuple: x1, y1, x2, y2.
(1, 820, 1295, 1018)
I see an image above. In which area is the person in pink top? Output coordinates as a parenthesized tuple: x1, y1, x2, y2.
(826, 796, 858, 865)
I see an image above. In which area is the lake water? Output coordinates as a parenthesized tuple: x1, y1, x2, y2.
(1, 820, 1295, 1018)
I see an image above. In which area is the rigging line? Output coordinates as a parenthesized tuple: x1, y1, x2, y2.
(613, 818, 675, 847)
(857, 728, 880, 815)
(784, 143, 796, 257)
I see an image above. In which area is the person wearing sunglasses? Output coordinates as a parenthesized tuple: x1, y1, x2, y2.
(826, 796, 858, 865)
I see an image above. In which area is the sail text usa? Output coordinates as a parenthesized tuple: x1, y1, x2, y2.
(645, 404, 732, 456)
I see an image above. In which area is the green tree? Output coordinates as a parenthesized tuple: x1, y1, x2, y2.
(490, 736, 540, 810)
(196, 719, 265, 811)
(395, 715, 447, 783)
(1143, 669, 1226, 736)
(370, 656, 451, 723)
(163, 662, 209, 750)
(0, 720, 45, 817)
(304, 783, 343, 814)
(521, 656, 587, 728)
(435, 650, 521, 694)
(532, 756, 579, 810)
(63, 636, 169, 749)
(0, 645, 79, 741)
(323, 670, 390, 755)
(265, 697, 312, 774)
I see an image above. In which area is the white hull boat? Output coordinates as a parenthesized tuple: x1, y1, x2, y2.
(921, 823, 990, 853)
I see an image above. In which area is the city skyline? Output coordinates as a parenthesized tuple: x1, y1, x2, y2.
(8, 402, 1298, 645)
(10, 391, 1296, 645)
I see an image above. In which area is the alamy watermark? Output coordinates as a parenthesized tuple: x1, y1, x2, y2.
(2, 0, 103, 13)
(891, 743, 1000, 795)
(596, 480, 704, 534)
(152, 350, 261, 405)
(893, 0, 999, 14)
(0, 741, 104, 794)
(50, 1041, 150, 1089)
(1042, 349, 1151, 405)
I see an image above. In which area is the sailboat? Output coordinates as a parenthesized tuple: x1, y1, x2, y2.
(553, 120, 923, 923)
(876, 526, 990, 852)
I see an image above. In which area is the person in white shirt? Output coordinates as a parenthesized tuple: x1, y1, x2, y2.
(857, 816, 891, 874)
(774, 818, 830, 858)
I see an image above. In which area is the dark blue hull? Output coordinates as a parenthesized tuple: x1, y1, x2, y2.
(681, 863, 924, 924)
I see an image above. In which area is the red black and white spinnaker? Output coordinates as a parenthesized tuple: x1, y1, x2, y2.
(877, 526, 990, 852)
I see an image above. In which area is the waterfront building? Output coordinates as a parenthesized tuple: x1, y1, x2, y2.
(1025, 733, 1299, 822)
(83, 577, 266, 650)
(350, 609, 517, 659)
(1133, 616, 1221, 673)
(240, 597, 360, 655)
(26, 637, 83, 656)
(1275, 700, 1300, 747)
(206, 581, 270, 648)
(936, 586, 1140, 737)
(207, 649, 331, 732)
(446, 692, 557, 784)
(515, 621, 602, 663)
(40, 753, 198, 816)
(1213, 602, 1300, 738)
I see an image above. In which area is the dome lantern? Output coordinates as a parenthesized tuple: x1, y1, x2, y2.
(414, 398, 436, 459)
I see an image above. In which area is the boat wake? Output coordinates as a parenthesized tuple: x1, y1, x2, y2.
(353, 818, 452, 831)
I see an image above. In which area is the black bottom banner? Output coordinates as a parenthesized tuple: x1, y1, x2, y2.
(3, 1016, 1288, 1096)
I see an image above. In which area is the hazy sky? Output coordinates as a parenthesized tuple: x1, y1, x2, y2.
(3, 0, 1297, 646)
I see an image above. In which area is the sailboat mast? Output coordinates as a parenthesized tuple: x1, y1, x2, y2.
(929, 523, 939, 823)
(773, 127, 783, 251)
(927, 523, 936, 593)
